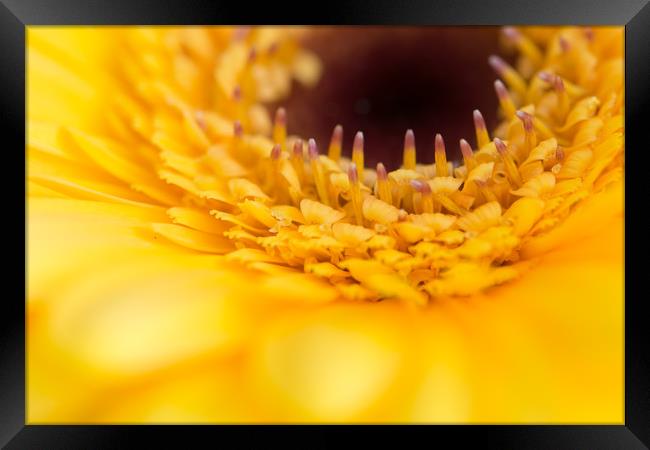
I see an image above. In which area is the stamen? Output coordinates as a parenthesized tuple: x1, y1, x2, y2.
(232, 86, 242, 102)
(292, 139, 304, 158)
(539, 72, 572, 102)
(230, 121, 245, 159)
(231, 86, 245, 120)
(403, 129, 416, 170)
(502, 27, 543, 66)
(375, 163, 393, 205)
(553, 74, 565, 93)
(559, 36, 570, 53)
(291, 139, 305, 184)
(501, 26, 519, 41)
(307, 138, 318, 159)
(538, 71, 554, 84)
(233, 120, 243, 138)
(459, 139, 477, 171)
(494, 138, 522, 187)
(270, 143, 281, 160)
(308, 138, 330, 205)
(347, 162, 358, 182)
(474, 179, 499, 203)
(515, 110, 537, 154)
(473, 109, 490, 149)
(434, 133, 449, 177)
(269, 144, 283, 196)
(348, 163, 363, 225)
(494, 80, 517, 118)
(273, 107, 287, 150)
(327, 124, 343, 162)
(352, 131, 365, 181)
(410, 180, 433, 214)
(488, 55, 527, 97)
(554, 75, 570, 118)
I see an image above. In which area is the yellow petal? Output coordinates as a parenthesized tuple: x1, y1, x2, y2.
(503, 197, 546, 236)
(300, 198, 345, 225)
(455, 201, 502, 232)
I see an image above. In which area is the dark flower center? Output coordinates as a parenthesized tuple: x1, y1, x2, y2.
(277, 26, 506, 169)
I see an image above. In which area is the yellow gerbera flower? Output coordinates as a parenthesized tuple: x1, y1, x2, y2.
(27, 26, 623, 423)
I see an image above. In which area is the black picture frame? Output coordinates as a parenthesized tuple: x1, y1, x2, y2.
(2, 0, 648, 448)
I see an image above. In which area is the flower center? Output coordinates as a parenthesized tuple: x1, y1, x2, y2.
(135, 27, 622, 306)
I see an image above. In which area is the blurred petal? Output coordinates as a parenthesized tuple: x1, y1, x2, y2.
(246, 303, 415, 421)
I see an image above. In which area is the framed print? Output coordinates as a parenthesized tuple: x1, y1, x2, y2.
(2, 0, 648, 447)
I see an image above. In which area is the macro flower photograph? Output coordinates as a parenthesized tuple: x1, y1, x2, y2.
(27, 25, 624, 423)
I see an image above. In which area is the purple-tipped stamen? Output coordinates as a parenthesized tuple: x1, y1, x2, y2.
(376, 162, 388, 181)
(502, 27, 521, 42)
(270, 144, 281, 160)
(410, 179, 432, 195)
(459, 139, 474, 159)
(434, 133, 446, 156)
(275, 107, 286, 126)
(494, 80, 510, 100)
(348, 163, 359, 183)
(293, 139, 303, 158)
(233, 121, 243, 138)
(308, 138, 319, 160)
(404, 129, 415, 149)
(331, 125, 343, 145)
(353, 131, 364, 153)
(232, 86, 242, 102)
(488, 55, 507, 75)
(559, 36, 570, 53)
(515, 111, 534, 133)
(494, 138, 508, 155)
(473, 109, 487, 131)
